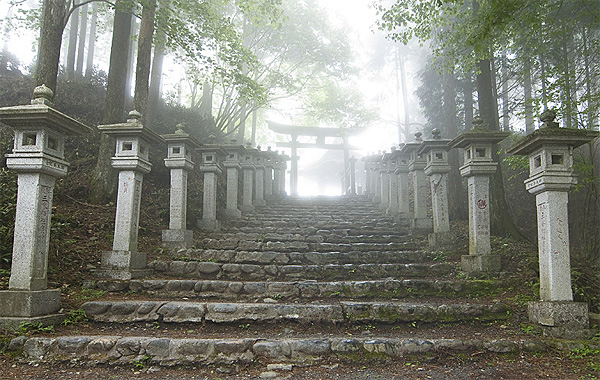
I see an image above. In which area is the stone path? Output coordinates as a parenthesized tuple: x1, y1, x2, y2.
(5, 196, 593, 375)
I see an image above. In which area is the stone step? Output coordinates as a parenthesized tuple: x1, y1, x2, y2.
(149, 261, 455, 281)
(225, 226, 407, 237)
(175, 249, 430, 265)
(193, 240, 420, 253)
(199, 232, 412, 244)
(7, 335, 552, 367)
(93, 278, 503, 300)
(81, 300, 509, 324)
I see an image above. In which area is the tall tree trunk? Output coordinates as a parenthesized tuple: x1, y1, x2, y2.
(147, 31, 165, 129)
(501, 48, 510, 131)
(473, 0, 522, 239)
(89, 1, 132, 203)
(251, 108, 257, 146)
(199, 81, 212, 117)
(65, 0, 78, 80)
(133, 0, 157, 121)
(237, 103, 247, 143)
(125, 19, 138, 110)
(395, 46, 410, 142)
(539, 55, 548, 109)
(562, 26, 573, 129)
(443, 69, 467, 220)
(523, 56, 534, 134)
(583, 27, 597, 130)
(463, 71, 474, 131)
(36, 0, 68, 95)
(84, 2, 97, 79)
(75, 3, 87, 78)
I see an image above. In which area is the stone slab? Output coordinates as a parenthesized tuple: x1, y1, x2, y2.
(528, 301, 589, 328)
(197, 219, 221, 231)
(162, 229, 194, 249)
(0, 289, 61, 317)
(0, 314, 65, 331)
(461, 254, 501, 274)
(428, 232, 453, 249)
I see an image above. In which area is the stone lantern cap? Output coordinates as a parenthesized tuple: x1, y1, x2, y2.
(222, 139, 247, 169)
(241, 143, 259, 168)
(262, 147, 278, 168)
(196, 134, 227, 169)
(97, 110, 164, 145)
(0, 85, 91, 136)
(161, 123, 201, 148)
(161, 123, 201, 170)
(2, 86, 92, 177)
(449, 115, 510, 149)
(416, 129, 451, 175)
(507, 111, 598, 194)
(399, 132, 424, 162)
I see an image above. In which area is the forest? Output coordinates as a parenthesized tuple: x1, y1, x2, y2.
(0, 0, 599, 312)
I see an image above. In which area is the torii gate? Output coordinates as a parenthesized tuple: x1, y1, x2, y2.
(268, 121, 363, 196)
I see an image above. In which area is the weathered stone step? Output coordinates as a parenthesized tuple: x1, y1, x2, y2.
(7, 335, 554, 366)
(176, 249, 429, 265)
(225, 226, 407, 237)
(149, 260, 454, 281)
(199, 232, 412, 244)
(193, 240, 419, 253)
(93, 278, 503, 300)
(81, 300, 509, 324)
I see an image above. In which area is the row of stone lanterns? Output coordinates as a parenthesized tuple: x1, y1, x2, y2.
(0, 87, 289, 328)
(364, 112, 597, 335)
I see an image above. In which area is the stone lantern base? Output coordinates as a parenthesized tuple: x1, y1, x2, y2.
(528, 301, 591, 338)
(428, 232, 453, 249)
(223, 209, 242, 219)
(239, 205, 255, 213)
(411, 217, 432, 235)
(162, 229, 194, 250)
(0, 289, 64, 330)
(461, 254, 501, 274)
(197, 219, 220, 231)
(95, 250, 151, 280)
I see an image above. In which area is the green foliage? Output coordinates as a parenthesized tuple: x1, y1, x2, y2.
(62, 309, 89, 326)
(0, 167, 17, 271)
(17, 321, 54, 336)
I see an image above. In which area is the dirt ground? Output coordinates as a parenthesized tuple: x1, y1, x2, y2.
(0, 350, 597, 380)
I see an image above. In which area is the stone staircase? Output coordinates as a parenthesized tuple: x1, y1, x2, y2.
(7, 196, 554, 372)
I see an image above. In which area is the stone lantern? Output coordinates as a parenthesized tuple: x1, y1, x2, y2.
(264, 147, 276, 201)
(449, 116, 509, 273)
(254, 147, 267, 206)
(161, 124, 201, 249)
(508, 110, 598, 335)
(223, 140, 246, 219)
(97, 110, 164, 280)
(379, 151, 391, 211)
(418, 129, 452, 247)
(393, 145, 412, 223)
(386, 147, 400, 215)
(278, 152, 290, 197)
(0, 85, 91, 328)
(400, 132, 432, 233)
(240, 144, 258, 212)
(197, 135, 226, 230)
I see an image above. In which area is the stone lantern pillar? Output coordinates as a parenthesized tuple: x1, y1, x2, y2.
(362, 156, 374, 198)
(240, 144, 257, 213)
(419, 129, 452, 247)
(400, 132, 432, 234)
(161, 124, 201, 250)
(379, 152, 390, 211)
(223, 140, 246, 219)
(372, 154, 382, 203)
(386, 147, 400, 215)
(0, 86, 91, 328)
(254, 147, 267, 207)
(97, 110, 163, 280)
(272, 152, 282, 199)
(449, 116, 509, 273)
(264, 147, 275, 201)
(279, 153, 290, 196)
(394, 148, 412, 223)
(508, 111, 598, 334)
(197, 136, 226, 230)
